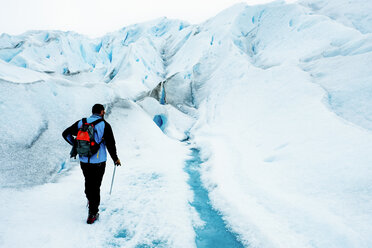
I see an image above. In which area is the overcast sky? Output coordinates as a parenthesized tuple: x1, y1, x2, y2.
(0, 0, 278, 38)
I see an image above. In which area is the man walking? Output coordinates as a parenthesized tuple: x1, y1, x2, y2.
(62, 103, 121, 224)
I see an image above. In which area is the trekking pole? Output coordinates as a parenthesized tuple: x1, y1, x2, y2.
(109, 165, 117, 195)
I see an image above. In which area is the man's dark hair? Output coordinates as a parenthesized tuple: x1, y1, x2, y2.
(92, 104, 105, 114)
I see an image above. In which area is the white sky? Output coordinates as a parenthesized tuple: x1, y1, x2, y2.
(0, 0, 277, 38)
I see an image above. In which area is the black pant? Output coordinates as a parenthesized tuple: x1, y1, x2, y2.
(80, 161, 106, 215)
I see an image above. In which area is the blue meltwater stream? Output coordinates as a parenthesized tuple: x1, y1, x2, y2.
(184, 148, 246, 248)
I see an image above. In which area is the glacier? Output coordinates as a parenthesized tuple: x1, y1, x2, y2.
(0, 0, 372, 247)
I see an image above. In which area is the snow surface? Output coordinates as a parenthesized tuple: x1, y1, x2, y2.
(1, 0, 372, 247)
(0, 101, 197, 247)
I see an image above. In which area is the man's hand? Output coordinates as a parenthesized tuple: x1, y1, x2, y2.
(115, 159, 121, 166)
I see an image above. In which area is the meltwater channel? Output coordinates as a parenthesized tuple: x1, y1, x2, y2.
(185, 148, 246, 248)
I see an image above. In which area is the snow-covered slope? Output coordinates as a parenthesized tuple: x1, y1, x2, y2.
(299, 0, 372, 34)
(1, 0, 372, 247)
(0, 18, 189, 187)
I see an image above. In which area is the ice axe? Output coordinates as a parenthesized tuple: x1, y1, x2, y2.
(110, 159, 121, 195)
(109, 165, 116, 195)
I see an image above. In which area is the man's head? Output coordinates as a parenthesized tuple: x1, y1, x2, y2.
(92, 104, 105, 116)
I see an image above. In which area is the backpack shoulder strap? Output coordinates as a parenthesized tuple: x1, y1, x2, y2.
(90, 118, 104, 126)
(79, 118, 88, 129)
(91, 118, 104, 144)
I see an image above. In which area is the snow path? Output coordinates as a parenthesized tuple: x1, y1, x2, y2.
(184, 148, 245, 248)
(0, 100, 197, 248)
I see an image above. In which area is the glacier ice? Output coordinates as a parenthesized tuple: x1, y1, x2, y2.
(1, 1, 372, 247)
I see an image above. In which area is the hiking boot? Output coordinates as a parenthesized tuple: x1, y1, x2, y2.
(87, 212, 99, 224)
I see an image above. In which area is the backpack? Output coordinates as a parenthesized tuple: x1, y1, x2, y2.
(76, 118, 104, 158)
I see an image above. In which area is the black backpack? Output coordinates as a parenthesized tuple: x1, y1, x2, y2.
(76, 118, 104, 158)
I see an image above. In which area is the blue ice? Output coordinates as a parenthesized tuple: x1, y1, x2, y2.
(151, 22, 168, 37)
(185, 148, 245, 248)
(122, 33, 129, 46)
(0, 49, 22, 62)
(80, 44, 87, 62)
(57, 161, 66, 173)
(160, 86, 166, 105)
(108, 50, 113, 62)
(95, 42, 102, 52)
(114, 229, 129, 239)
(135, 240, 165, 248)
(109, 69, 117, 80)
(153, 115, 167, 131)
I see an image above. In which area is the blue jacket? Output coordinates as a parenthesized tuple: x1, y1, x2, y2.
(62, 114, 118, 164)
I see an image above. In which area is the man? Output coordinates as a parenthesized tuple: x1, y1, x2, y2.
(62, 103, 121, 224)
